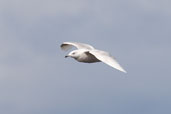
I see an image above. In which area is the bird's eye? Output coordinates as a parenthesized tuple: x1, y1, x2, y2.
(72, 52, 75, 55)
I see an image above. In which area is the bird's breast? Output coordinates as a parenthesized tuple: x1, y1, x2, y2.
(76, 53, 100, 63)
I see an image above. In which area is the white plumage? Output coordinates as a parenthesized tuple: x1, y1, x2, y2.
(60, 42, 127, 73)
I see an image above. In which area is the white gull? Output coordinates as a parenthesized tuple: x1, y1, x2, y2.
(60, 42, 127, 73)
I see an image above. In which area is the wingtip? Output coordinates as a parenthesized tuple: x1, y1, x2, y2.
(121, 69, 127, 73)
(60, 44, 64, 49)
(119, 68, 127, 73)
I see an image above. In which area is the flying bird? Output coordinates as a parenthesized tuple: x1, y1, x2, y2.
(60, 42, 127, 73)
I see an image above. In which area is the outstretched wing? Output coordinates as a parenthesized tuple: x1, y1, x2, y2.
(89, 50, 127, 73)
(60, 42, 94, 51)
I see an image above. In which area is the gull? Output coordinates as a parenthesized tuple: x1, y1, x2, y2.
(60, 42, 127, 73)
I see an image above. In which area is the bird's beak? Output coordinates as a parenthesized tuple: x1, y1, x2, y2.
(65, 55, 69, 58)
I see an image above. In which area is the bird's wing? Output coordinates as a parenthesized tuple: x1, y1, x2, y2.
(60, 42, 94, 51)
(89, 50, 127, 73)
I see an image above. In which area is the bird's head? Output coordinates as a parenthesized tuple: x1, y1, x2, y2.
(65, 50, 80, 59)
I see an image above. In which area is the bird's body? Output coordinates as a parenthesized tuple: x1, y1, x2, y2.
(73, 49, 100, 63)
(60, 42, 127, 73)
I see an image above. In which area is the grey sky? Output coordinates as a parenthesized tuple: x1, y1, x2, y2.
(0, 0, 171, 114)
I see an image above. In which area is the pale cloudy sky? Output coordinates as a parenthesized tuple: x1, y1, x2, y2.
(0, 0, 171, 114)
